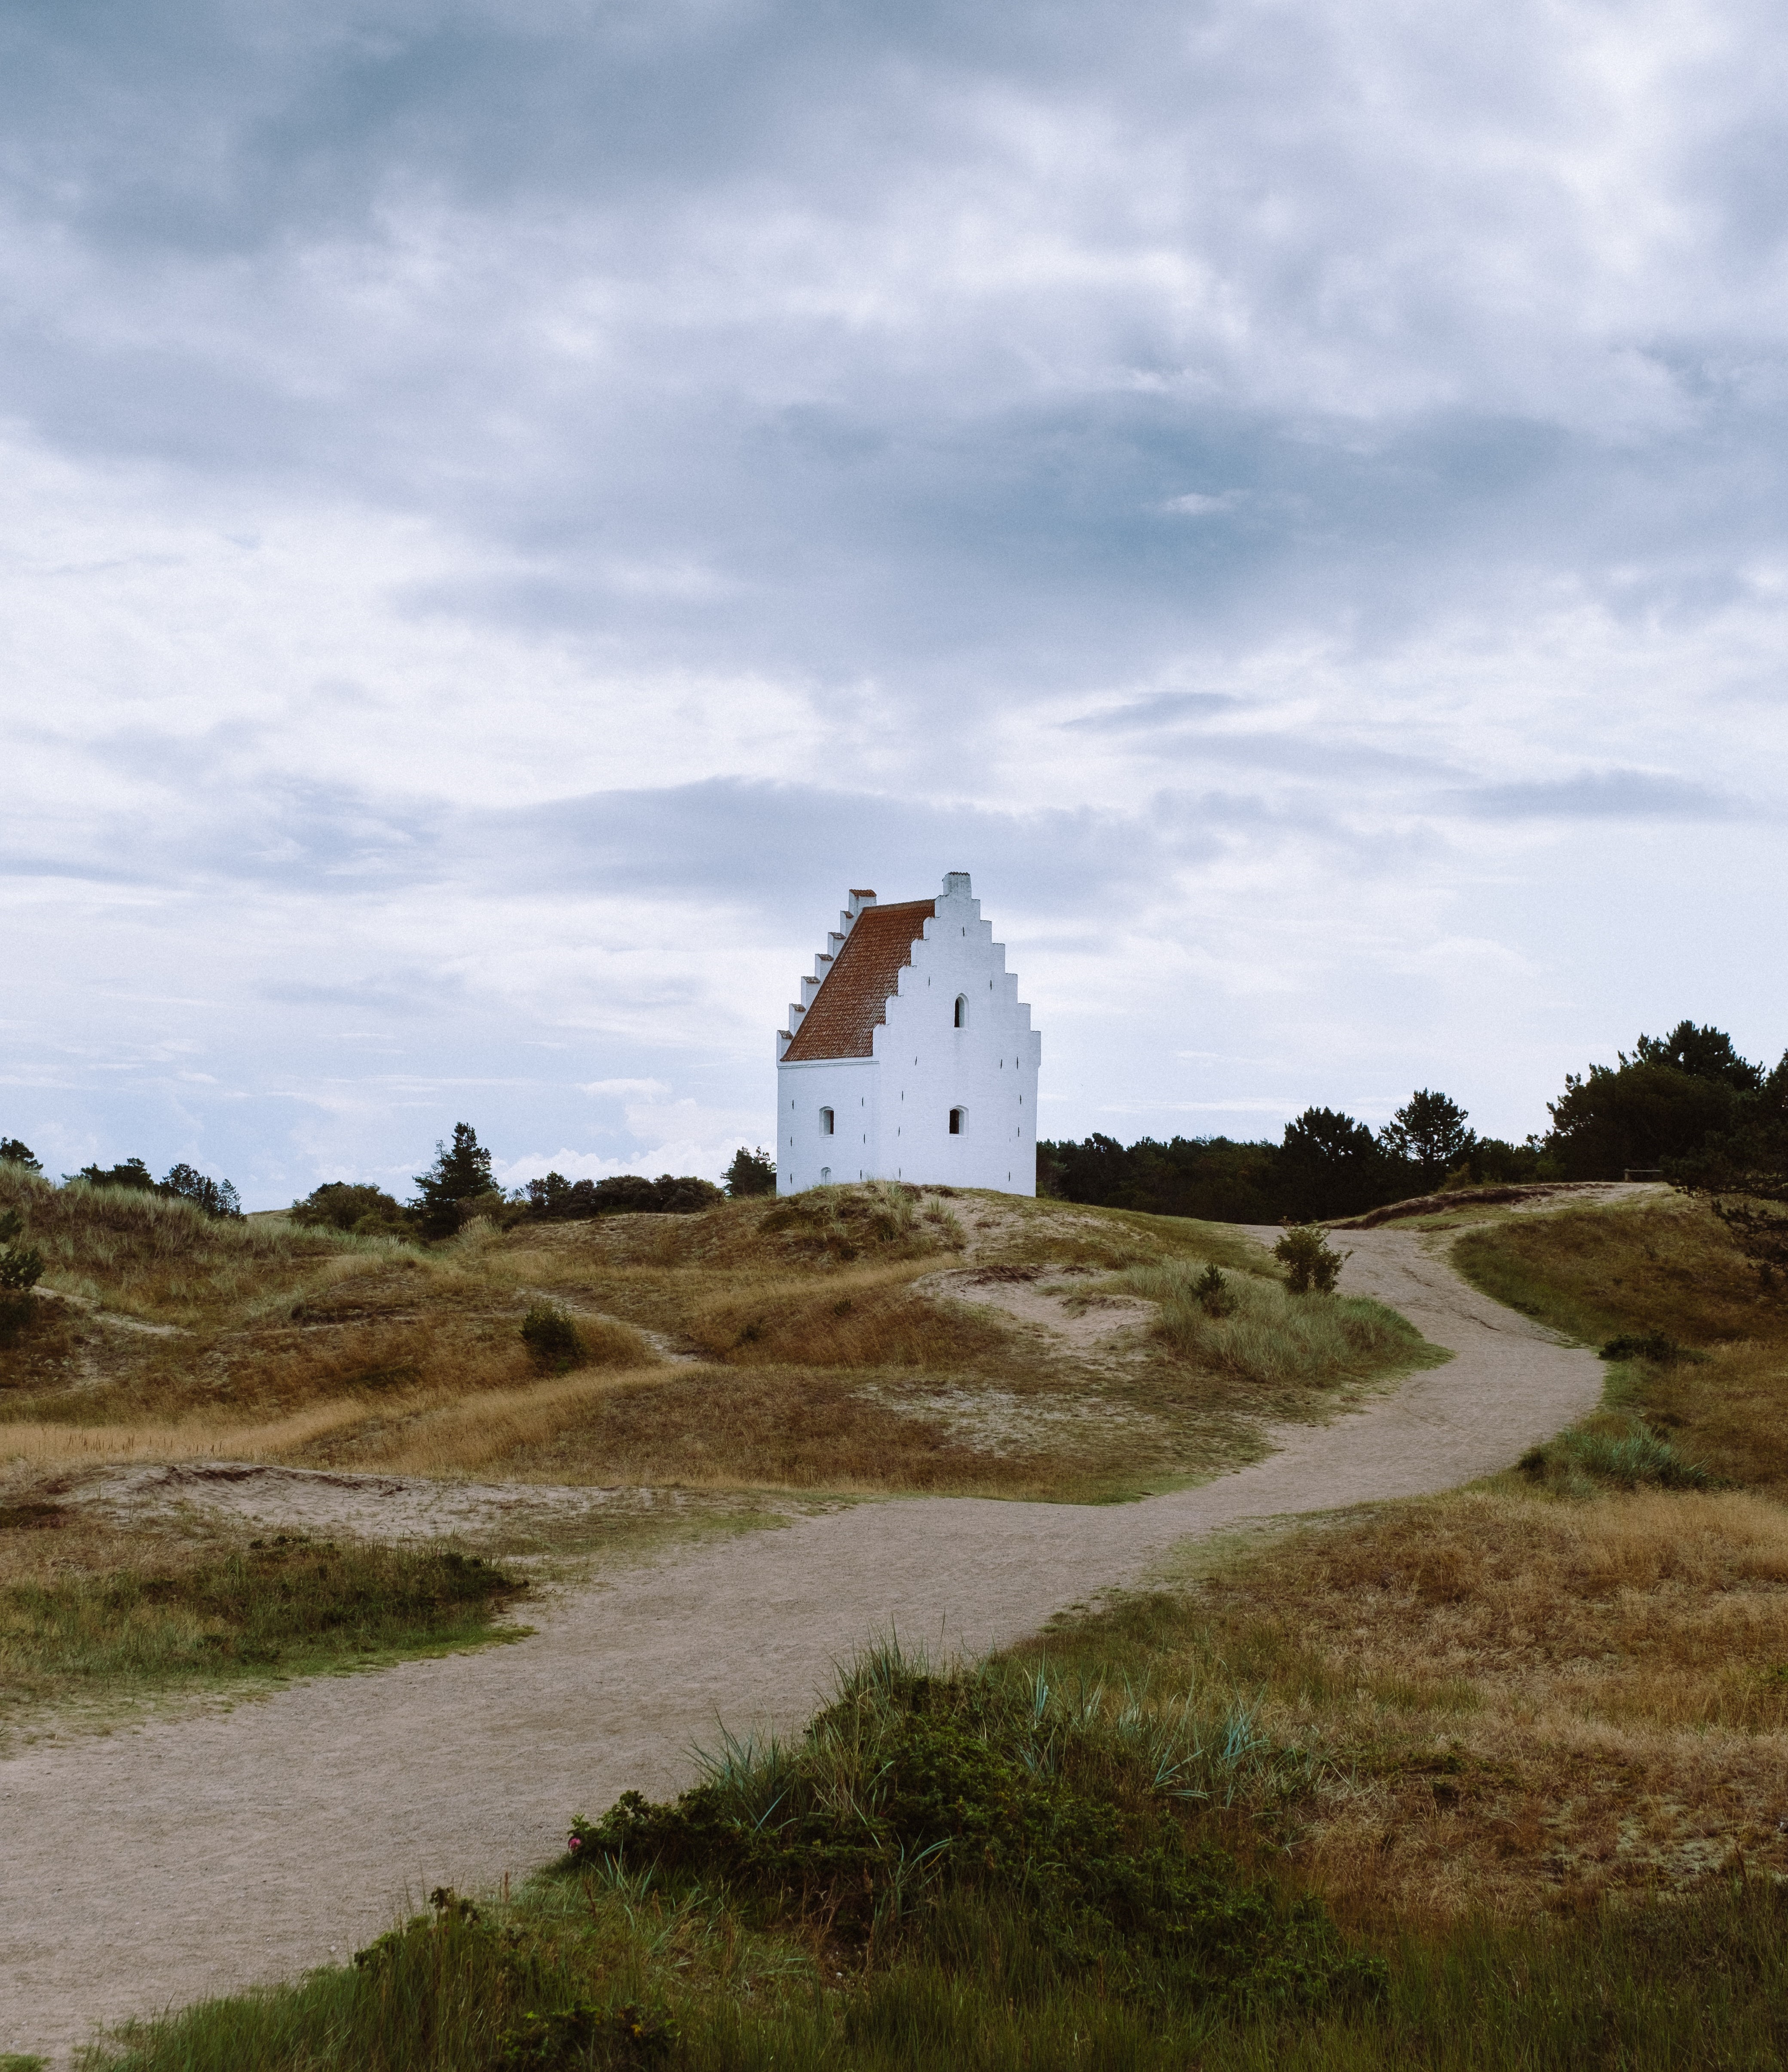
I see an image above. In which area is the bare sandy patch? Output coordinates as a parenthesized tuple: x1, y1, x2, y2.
(932, 1263, 1156, 1353)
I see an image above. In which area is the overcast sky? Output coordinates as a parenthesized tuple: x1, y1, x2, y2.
(3, 0, 1785, 1206)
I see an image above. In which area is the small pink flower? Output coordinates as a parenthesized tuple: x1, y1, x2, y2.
(568, 1835, 582, 1850)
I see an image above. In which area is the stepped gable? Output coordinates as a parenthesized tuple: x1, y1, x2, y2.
(782, 898, 935, 1061)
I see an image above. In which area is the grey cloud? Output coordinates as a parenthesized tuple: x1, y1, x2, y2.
(1064, 692, 1241, 731)
(1450, 771, 1748, 821)
(7, 0, 1788, 719)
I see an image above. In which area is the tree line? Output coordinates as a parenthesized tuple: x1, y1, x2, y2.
(1038, 1021, 1788, 1226)
(0, 1140, 244, 1219)
(287, 1128, 780, 1241)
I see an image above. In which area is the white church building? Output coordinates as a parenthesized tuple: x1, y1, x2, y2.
(775, 871, 1042, 1196)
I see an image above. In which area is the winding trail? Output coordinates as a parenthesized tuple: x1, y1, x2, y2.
(2, 1227, 1602, 2063)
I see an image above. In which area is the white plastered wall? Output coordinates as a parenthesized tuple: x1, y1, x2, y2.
(775, 1057, 877, 1193)
(775, 873, 1041, 1197)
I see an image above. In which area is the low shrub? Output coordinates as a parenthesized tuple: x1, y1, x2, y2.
(563, 1646, 1378, 2014)
(288, 1181, 413, 1237)
(520, 1304, 586, 1372)
(1601, 1329, 1693, 1366)
(1273, 1226, 1347, 1296)
(0, 1206, 44, 1345)
(499, 1998, 678, 2069)
(756, 1183, 964, 1263)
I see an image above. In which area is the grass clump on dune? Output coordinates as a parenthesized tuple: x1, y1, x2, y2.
(756, 1181, 967, 1264)
(0, 1519, 525, 1721)
(1119, 1256, 1441, 1390)
(1519, 1414, 1714, 1494)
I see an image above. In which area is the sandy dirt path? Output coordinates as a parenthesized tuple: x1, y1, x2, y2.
(2, 1228, 1603, 2063)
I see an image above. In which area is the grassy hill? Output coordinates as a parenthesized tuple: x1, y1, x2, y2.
(0, 1168, 1433, 1505)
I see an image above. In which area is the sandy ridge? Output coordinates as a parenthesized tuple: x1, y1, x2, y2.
(1, 1226, 1604, 2063)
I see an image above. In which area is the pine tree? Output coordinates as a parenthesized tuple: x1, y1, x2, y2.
(724, 1146, 778, 1198)
(1380, 1091, 1476, 1190)
(412, 1123, 496, 1240)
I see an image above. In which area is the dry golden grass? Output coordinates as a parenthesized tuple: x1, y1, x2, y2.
(0, 1174, 1434, 1500)
(0, 1495, 223, 1591)
(1027, 1486, 1788, 1933)
(685, 1261, 1012, 1370)
(369, 1361, 1072, 1493)
(1642, 1340, 1788, 1496)
(1, 1165, 359, 1324)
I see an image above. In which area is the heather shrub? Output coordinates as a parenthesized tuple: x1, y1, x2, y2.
(0, 1205, 44, 1344)
(520, 1303, 586, 1372)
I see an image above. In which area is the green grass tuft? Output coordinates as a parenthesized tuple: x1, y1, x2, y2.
(1, 1533, 527, 1713)
(1120, 1257, 1442, 1389)
(1520, 1416, 1715, 1494)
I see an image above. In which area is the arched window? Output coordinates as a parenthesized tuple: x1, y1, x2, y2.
(819, 1106, 834, 1136)
(949, 1107, 965, 1135)
(953, 995, 967, 1028)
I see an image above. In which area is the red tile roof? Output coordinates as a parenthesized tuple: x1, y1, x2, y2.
(781, 899, 935, 1061)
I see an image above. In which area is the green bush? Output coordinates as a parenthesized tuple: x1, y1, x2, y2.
(520, 1303, 586, 1372)
(288, 1180, 413, 1236)
(563, 1646, 1380, 2014)
(1600, 1330, 1691, 1365)
(1193, 1263, 1238, 1317)
(0, 1208, 43, 1292)
(0, 1137, 40, 1171)
(1273, 1226, 1346, 1295)
(0, 1205, 43, 1345)
(499, 1998, 677, 2069)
